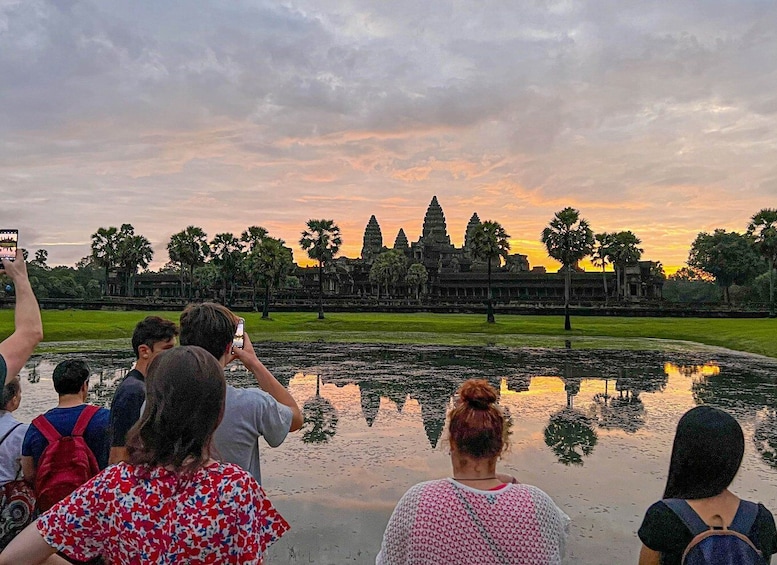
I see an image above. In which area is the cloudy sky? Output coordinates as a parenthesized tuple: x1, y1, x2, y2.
(2, 0, 776, 272)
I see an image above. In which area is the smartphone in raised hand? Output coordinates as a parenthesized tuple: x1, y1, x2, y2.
(0, 230, 18, 269)
(232, 317, 245, 352)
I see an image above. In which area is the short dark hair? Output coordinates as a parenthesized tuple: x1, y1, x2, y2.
(126, 346, 225, 472)
(448, 379, 507, 460)
(179, 303, 237, 361)
(1, 378, 21, 410)
(663, 405, 744, 500)
(52, 359, 91, 396)
(131, 316, 179, 358)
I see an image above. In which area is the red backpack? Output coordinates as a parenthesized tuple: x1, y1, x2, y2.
(32, 405, 101, 512)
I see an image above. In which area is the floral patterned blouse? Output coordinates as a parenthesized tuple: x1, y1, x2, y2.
(36, 461, 289, 564)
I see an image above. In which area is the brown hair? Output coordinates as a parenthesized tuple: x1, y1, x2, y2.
(126, 346, 225, 473)
(448, 379, 507, 460)
(179, 303, 237, 361)
(131, 316, 179, 357)
(1, 378, 21, 411)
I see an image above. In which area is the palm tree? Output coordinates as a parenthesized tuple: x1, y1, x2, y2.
(240, 226, 269, 309)
(209, 233, 243, 305)
(167, 226, 210, 299)
(90, 226, 119, 295)
(592, 233, 613, 306)
(247, 237, 294, 318)
(541, 208, 594, 330)
(299, 219, 342, 319)
(607, 231, 643, 300)
(747, 208, 777, 318)
(405, 263, 428, 301)
(471, 221, 511, 323)
(116, 224, 153, 297)
(368, 250, 408, 298)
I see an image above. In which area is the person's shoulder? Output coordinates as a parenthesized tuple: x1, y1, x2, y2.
(225, 385, 277, 406)
(114, 371, 145, 394)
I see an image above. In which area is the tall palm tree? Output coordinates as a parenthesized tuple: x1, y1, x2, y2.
(116, 224, 153, 297)
(170, 226, 210, 299)
(210, 233, 243, 305)
(592, 232, 613, 306)
(299, 219, 342, 319)
(748, 208, 777, 318)
(541, 208, 594, 330)
(607, 231, 643, 300)
(471, 221, 511, 323)
(240, 226, 269, 309)
(405, 263, 428, 302)
(247, 236, 294, 318)
(90, 226, 119, 295)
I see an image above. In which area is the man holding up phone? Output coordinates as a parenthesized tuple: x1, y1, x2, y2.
(179, 303, 302, 484)
(0, 249, 44, 388)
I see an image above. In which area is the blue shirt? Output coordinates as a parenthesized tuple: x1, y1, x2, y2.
(109, 369, 146, 448)
(22, 404, 111, 470)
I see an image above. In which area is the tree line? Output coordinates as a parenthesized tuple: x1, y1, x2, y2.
(12, 206, 776, 323)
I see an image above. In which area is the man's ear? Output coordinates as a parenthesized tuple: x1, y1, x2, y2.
(138, 344, 152, 360)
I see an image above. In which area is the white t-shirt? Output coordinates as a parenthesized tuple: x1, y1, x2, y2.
(0, 411, 28, 485)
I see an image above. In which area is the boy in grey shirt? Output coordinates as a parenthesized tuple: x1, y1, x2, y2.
(179, 303, 302, 484)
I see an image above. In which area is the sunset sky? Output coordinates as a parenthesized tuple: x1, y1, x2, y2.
(2, 1, 775, 273)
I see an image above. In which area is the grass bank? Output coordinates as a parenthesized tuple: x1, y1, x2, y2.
(1, 310, 774, 358)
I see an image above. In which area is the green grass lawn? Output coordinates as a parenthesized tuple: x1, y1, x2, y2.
(1, 310, 774, 357)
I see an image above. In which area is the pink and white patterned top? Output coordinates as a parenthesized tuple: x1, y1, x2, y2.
(377, 479, 569, 565)
(36, 461, 289, 564)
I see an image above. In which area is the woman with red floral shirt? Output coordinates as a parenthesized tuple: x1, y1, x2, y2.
(0, 346, 289, 564)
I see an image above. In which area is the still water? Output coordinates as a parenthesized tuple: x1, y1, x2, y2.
(13, 343, 777, 564)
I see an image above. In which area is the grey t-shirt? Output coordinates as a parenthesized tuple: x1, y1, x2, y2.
(211, 385, 293, 485)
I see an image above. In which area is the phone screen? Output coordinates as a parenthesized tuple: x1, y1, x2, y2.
(0, 230, 18, 267)
(232, 318, 245, 350)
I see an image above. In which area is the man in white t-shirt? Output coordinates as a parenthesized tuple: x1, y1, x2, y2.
(178, 303, 302, 484)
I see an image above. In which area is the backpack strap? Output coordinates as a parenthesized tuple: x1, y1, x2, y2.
(72, 405, 100, 437)
(32, 415, 62, 444)
(729, 500, 759, 536)
(0, 422, 22, 447)
(663, 498, 710, 536)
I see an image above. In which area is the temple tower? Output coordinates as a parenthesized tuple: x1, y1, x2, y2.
(361, 215, 383, 262)
(464, 212, 481, 251)
(421, 196, 451, 246)
(393, 228, 409, 251)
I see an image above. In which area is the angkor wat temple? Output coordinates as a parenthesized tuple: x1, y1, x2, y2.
(293, 196, 662, 304)
(126, 195, 662, 307)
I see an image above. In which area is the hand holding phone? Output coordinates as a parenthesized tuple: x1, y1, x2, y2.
(0, 230, 18, 270)
(232, 318, 245, 352)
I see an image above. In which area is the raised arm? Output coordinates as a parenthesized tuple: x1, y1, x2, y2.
(232, 333, 303, 432)
(0, 251, 43, 380)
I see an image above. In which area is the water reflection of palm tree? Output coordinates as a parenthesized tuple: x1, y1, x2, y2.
(544, 407, 598, 466)
(302, 375, 339, 444)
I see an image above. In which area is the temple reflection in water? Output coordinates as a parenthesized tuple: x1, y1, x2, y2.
(15, 343, 777, 469)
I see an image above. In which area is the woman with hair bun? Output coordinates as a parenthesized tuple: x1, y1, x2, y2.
(377, 379, 569, 565)
(637, 405, 777, 565)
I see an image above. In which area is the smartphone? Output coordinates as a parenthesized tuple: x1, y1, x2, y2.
(0, 230, 18, 269)
(232, 318, 245, 351)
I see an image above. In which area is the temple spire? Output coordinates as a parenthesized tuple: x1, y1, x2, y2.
(393, 228, 409, 250)
(361, 215, 383, 262)
(421, 196, 451, 246)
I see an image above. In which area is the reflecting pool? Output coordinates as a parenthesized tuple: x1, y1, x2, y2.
(14, 343, 777, 564)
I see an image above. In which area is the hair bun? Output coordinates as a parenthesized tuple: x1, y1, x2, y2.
(458, 379, 497, 410)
